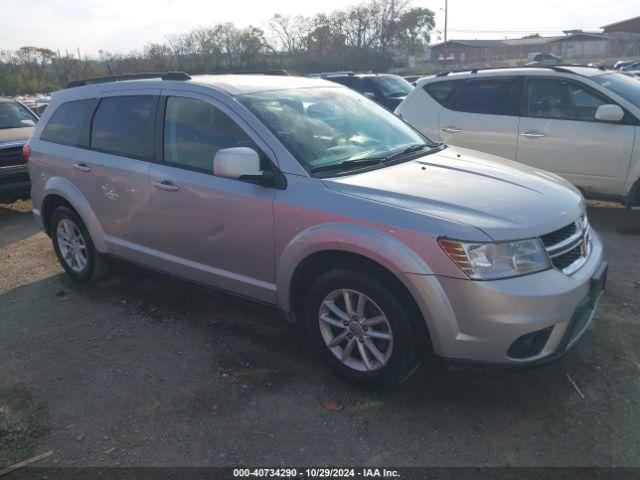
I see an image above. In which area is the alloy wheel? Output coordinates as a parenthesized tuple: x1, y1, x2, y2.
(318, 289, 393, 372)
(56, 218, 88, 273)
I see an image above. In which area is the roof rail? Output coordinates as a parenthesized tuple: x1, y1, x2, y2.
(65, 71, 191, 89)
(431, 64, 609, 79)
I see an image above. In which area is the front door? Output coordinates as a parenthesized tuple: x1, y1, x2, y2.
(517, 77, 634, 196)
(148, 92, 278, 303)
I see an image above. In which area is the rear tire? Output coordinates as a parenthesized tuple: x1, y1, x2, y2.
(303, 268, 423, 385)
(51, 206, 109, 282)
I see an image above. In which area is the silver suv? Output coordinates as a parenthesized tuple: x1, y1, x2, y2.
(28, 72, 607, 384)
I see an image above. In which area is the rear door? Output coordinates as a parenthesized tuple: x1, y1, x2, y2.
(398, 79, 460, 141)
(517, 77, 634, 195)
(148, 91, 278, 303)
(438, 77, 522, 159)
(74, 91, 159, 258)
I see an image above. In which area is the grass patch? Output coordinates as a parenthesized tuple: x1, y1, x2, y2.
(0, 386, 48, 468)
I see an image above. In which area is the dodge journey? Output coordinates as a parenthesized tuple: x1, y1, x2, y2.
(27, 72, 607, 383)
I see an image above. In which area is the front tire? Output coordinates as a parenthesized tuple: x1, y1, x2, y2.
(51, 206, 109, 282)
(303, 268, 423, 385)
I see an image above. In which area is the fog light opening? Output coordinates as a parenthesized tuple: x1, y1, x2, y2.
(507, 326, 554, 359)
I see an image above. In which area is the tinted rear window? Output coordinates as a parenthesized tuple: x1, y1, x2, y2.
(91, 96, 155, 159)
(424, 80, 460, 106)
(41, 99, 94, 146)
(450, 79, 521, 115)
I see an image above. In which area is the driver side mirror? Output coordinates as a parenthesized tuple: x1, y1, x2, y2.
(595, 104, 624, 122)
(213, 147, 286, 189)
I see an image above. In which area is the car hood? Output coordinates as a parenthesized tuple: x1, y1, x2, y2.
(321, 146, 585, 241)
(0, 127, 34, 146)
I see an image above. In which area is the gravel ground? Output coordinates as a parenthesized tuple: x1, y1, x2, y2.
(0, 199, 639, 468)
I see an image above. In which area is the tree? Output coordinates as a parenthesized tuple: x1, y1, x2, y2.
(0, 0, 437, 95)
(268, 14, 309, 55)
(396, 7, 435, 56)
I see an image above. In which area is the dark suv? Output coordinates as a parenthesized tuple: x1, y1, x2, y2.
(324, 73, 414, 110)
(0, 98, 38, 203)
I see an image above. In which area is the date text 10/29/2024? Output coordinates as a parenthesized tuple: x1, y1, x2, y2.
(233, 468, 401, 478)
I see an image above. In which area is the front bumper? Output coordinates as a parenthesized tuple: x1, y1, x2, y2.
(403, 230, 605, 365)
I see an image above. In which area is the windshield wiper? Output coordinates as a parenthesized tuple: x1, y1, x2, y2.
(310, 157, 383, 173)
(384, 143, 430, 161)
(310, 144, 434, 174)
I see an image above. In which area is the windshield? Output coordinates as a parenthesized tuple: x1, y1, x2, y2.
(372, 75, 414, 97)
(239, 87, 435, 175)
(0, 102, 37, 129)
(591, 73, 640, 109)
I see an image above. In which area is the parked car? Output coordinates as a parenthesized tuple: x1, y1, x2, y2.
(320, 73, 414, 110)
(526, 53, 563, 66)
(621, 61, 640, 72)
(0, 98, 38, 203)
(614, 59, 639, 70)
(396, 66, 640, 207)
(403, 75, 422, 85)
(28, 72, 606, 384)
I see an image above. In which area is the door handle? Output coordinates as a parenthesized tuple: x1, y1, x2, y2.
(521, 131, 546, 138)
(153, 180, 179, 191)
(72, 162, 91, 172)
(442, 126, 462, 133)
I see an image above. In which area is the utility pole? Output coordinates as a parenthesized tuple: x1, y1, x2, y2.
(442, 0, 448, 65)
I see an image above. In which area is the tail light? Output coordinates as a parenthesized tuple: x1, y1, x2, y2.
(22, 144, 31, 162)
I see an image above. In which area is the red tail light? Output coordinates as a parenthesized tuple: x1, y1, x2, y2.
(22, 144, 31, 162)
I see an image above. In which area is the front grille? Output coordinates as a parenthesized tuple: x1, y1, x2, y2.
(541, 213, 590, 275)
(0, 146, 25, 168)
(552, 244, 584, 270)
(541, 223, 577, 248)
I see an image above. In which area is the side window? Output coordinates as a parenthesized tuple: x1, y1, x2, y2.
(450, 79, 520, 116)
(526, 79, 607, 121)
(163, 96, 259, 173)
(90, 96, 155, 159)
(424, 80, 459, 107)
(360, 78, 379, 96)
(41, 99, 94, 146)
(330, 77, 354, 88)
(570, 84, 608, 121)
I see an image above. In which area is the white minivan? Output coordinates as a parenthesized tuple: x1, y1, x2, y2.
(396, 66, 640, 207)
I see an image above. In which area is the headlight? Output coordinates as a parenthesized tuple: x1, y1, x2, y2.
(438, 237, 551, 280)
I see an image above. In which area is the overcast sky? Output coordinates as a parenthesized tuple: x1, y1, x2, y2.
(1, 0, 637, 56)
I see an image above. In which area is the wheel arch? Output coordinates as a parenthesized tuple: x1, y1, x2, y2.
(277, 223, 435, 339)
(288, 248, 433, 346)
(624, 176, 640, 208)
(40, 177, 107, 252)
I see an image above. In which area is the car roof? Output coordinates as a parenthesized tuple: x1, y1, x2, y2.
(57, 74, 339, 99)
(418, 66, 612, 85)
(188, 74, 337, 95)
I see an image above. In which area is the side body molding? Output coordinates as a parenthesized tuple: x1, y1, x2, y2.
(42, 176, 108, 252)
(276, 222, 434, 312)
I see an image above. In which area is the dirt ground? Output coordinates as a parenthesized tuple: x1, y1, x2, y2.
(0, 199, 639, 468)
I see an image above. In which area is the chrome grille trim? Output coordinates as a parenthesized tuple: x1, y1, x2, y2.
(541, 213, 591, 275)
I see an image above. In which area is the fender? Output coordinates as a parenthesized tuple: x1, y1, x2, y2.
(276, 222, 434, 312)
(42, 176, 108, 252)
